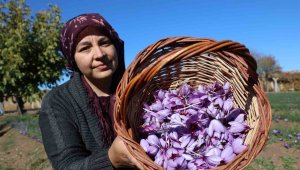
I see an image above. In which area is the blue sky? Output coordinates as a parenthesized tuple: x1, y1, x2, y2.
(28, 0, 299, 75)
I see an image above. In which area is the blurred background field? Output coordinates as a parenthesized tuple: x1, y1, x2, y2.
(1, 91, 300, 169)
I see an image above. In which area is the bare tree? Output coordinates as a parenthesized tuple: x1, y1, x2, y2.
(251, 51, 281, 92)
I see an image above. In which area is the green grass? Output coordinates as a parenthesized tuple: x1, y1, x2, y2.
(272, 109, 300, 122)
(267, 91, 300, 111)
(265, 91, 300, 149)
(267, 92, 300, 123)
(267, 126, 300, 149)
(246, 157, 275, 170)
(280, 156, 297, 170)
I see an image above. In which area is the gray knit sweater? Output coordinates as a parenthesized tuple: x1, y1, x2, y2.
(39, 72, 114, 170)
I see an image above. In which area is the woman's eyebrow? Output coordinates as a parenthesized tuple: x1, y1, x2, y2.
(77, 41, 91, 47)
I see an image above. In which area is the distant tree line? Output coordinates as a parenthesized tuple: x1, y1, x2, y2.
(251, 51, 299, 92)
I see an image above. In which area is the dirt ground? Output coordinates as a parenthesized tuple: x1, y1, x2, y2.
(254, 142, 300, 169)
(0, 125, 51, 170)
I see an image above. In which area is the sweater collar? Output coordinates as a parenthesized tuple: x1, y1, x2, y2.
(69, 72, 107, 147)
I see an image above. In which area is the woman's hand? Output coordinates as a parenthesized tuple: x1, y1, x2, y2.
(108, 136, 144, 169)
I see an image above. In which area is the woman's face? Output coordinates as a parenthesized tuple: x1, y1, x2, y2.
(74, 27, 118, 81)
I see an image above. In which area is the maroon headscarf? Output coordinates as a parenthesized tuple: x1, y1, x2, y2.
(59, 13, 125, 145)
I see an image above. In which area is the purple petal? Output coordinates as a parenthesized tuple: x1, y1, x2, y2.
(170, 113, 182, 124)
(223, 98, 233, 111)
(142, 124, 158, 133)
(187, 162, 197, 170)
(148, 146, 159, 155)
(173, 141, 181, 148)
(175, 157, 185, 166)
(188, 96, 201, 105)
(157, 109, 171, 120)
(215, 98, 224, 108)
(169, 131, 178, 140)
(154, 151, 164, 166)
(180, 83, 191, 96)
(205, 147, 221, 157)
(150, 100, 163, 111)
(232, 138, 247, 154)
(206, 155, 222, 166)
(186, 108, 198, 115)
(207, 104, 218, 117)
(223, 82, 230, 90)
(208, 119, 226, 137)
(140, 139, 149, 151)
(198, 85, 206, 93)
(148, 134, 159, 145)
(186, 140, 197, 151)
(182, 154, 194, 161)
(235, 114, 245, 123)
(160, 138, 166, 147)
(221, 145, 233, 159)
(224, 153, 236, 163)
(228, 121, 247, 133)
(170, 97, 183, 105)
(167, 159, 178, 168)
(157, 90, 165, 100)
(167, 148, 178, 158)
(179, 135, 191, 148)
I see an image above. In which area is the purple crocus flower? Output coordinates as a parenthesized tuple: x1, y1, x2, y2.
(205, 147, 222, 166)
(207, 119, 226, 137)
(232, 138, 247, 154)
(179, 83, 191, 97)
(221, 145, 236, 163)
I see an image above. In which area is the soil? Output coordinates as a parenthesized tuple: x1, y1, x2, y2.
(0, 124, 51, 170)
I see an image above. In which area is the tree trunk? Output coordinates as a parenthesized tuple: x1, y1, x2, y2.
(272, 77, 279, 93)
(0, 102, 5, 115)
(16, 96, 25, 115)
(0, 95, 5, 115)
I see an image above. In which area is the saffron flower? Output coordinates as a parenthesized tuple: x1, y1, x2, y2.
(140, 82, 249, 169)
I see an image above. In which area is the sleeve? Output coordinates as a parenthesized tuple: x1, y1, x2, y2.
(39, 94, 114, 170)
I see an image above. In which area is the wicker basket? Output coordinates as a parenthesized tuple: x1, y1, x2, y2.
(113, 37, 272, 170)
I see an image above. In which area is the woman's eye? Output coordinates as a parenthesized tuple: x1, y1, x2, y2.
(100, 40, 112, 47)
(79, 46, 90, 52)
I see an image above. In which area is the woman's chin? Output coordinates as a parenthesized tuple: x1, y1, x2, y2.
(93, 70, 114, 80)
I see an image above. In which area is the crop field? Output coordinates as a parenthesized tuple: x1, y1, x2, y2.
(247, 91, 300, 170)
(0, 91, 300, 169)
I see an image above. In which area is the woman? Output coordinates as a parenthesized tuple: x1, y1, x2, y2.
(39, 13, 142, 170)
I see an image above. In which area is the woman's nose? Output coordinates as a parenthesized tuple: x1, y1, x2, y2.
(94, 46, 105, 59)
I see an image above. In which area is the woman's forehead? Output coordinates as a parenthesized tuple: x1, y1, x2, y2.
(76, 27, 109, 44)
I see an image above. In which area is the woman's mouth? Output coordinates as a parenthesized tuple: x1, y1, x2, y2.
(94, 63, 109, 70)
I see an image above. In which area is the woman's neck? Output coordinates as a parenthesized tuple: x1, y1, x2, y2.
(83, 75, 112, 96)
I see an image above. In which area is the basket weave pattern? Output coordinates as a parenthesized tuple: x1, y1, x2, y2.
(113, 37, 272, 170)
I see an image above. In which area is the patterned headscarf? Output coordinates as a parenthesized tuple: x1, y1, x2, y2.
(60, 13, 124, 71)
(59, 13, 125, 145)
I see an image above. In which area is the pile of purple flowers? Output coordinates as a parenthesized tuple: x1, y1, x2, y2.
(140, 82, 249, 170)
